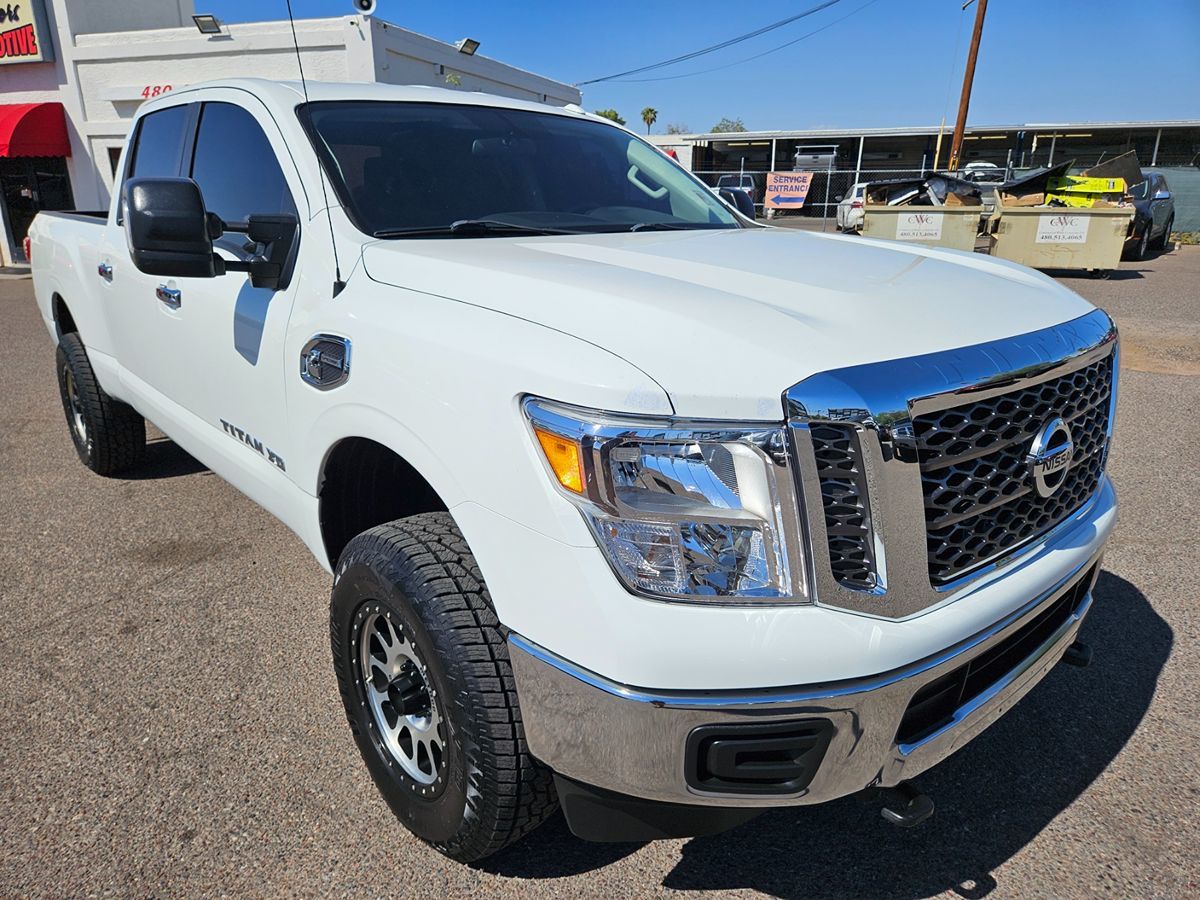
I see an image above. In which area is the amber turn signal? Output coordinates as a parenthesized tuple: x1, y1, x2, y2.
(533, 427, 584, 494)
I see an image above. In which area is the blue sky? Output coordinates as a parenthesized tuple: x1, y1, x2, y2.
(203, 0, 1200, 132)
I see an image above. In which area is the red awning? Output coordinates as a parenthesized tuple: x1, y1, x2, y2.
(0, 102, 70, 158)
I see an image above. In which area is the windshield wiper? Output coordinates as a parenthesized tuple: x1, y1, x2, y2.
(628, 221, 696, 232)
(374, 219, 577, 239)
(628, 222, 742, 233)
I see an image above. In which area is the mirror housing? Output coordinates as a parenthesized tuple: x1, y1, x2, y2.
(124, 177, 224, 278)
(240, 214, 300, 292)
(1153, 189, 1171, 200)
(718, 187, 756, 219)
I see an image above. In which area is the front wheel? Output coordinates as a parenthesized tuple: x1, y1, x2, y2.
(329, 513, 557, 863)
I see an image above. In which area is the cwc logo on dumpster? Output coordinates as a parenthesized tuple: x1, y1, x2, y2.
(895, 211, 943, 241)
(0, 1, 52, 65)
(1036, 212, 1090, 244)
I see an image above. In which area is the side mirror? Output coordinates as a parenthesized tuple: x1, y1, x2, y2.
(719, 187, 756, 219)
(123, 177, 224, 278)
(1153, 189, 1171, 200)
(834, 194, 844, 202)
(124, 176, 300, 290)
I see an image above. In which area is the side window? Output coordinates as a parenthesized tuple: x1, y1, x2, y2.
(128, 105, 191, 179)
(190, 102, 296, 225)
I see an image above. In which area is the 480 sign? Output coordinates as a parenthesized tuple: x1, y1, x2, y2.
(141, 85, 174, 99)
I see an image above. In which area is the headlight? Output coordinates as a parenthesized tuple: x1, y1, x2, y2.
(524, 397, 808, 603)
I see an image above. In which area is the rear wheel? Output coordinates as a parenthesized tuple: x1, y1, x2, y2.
(56, 332, 146, 476)
(329, 513, 557, 863)
(1156, 215, 1173, 251)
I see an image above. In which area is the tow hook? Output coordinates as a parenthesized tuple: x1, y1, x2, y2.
(1062, 640, 1092, 668)
(879, 781, 935, 828)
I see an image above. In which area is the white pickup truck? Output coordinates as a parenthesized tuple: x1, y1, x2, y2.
(30, 79, 1118, 862)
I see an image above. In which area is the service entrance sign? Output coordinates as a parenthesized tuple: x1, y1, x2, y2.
(765, 172, 813, 209)
(1035, 213, 1090, 244)
(0, 0, 53, 65)
(895, 212, 944, 241)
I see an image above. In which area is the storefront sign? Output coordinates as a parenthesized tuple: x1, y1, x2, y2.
(895, 212, 943, 241)
(765, 171, 813, 209)
(1035, 213, 1090, 244)
(0, 0, 53, 65)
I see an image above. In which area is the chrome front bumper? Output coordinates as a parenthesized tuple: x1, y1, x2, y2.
(510, 552, 1102, 808)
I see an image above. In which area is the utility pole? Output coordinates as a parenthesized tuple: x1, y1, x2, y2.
(947, 0, 988, 173)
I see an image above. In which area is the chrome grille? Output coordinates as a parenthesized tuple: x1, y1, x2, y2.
(786, 309, 1117, 618)
(809, 423, 877, 590)
(913, 354, 1114, 586)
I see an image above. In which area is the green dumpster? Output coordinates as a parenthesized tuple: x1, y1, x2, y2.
(861, 205, 984, 252)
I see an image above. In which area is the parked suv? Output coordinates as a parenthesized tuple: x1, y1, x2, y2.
(1125, 172, 1175, 260)
(836, 181, 868, 232)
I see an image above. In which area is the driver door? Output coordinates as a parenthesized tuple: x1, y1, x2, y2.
(108, 93, 309, 492)
(163, 94, 309, 483)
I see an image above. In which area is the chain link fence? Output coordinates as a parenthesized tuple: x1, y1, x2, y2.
(693, 168, 933, 219)
(693, 164, 1200, 233)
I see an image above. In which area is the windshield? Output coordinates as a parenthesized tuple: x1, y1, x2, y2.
(299, 101, 739, 237)
(1127, 179, 1149, 199)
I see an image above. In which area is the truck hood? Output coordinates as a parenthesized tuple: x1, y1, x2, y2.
(361, 227, 1095, 419)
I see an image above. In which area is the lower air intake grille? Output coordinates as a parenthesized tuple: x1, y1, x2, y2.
(895, 563, 1096, 746)
(809, 423, 876, 591)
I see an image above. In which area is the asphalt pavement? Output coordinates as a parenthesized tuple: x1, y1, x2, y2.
(1, 246, 1197, 898)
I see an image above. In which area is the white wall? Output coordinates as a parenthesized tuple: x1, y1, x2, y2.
(647, 136, 695, 170)
(368, 18, 581, 107)
(64, 0, 195, 36)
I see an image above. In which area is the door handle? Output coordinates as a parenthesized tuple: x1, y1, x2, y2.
(97, 262, 113, 282)
(156, 284, 182, 309)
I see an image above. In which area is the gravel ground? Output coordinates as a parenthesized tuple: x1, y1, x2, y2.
(1, 246, 1197, 898)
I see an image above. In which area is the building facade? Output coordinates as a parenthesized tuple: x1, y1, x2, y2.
(0, 0, 580, 265)
(651, 121, 1200, 228)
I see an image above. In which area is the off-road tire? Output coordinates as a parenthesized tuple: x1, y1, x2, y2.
(329, 512, 557, 863)
(56, 332, 146, 476)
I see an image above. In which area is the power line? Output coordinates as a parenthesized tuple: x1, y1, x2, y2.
(611, 0, 883, 83)
(576, 0, 843, 85)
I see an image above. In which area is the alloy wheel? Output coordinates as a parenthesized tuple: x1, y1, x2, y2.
(358, 608, 446, 792)
(63, 365, 87, 446)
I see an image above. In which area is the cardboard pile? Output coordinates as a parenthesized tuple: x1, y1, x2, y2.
(992, 152, 1145, 210)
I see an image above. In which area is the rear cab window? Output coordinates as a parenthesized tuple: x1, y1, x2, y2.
(119, 103, 192, 222)
(128, 105, 191, 179)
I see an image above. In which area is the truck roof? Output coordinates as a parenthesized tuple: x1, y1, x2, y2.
(142, 77, 589, 121)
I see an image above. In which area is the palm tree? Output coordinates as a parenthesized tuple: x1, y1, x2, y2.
(641, 107, 658, 135)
